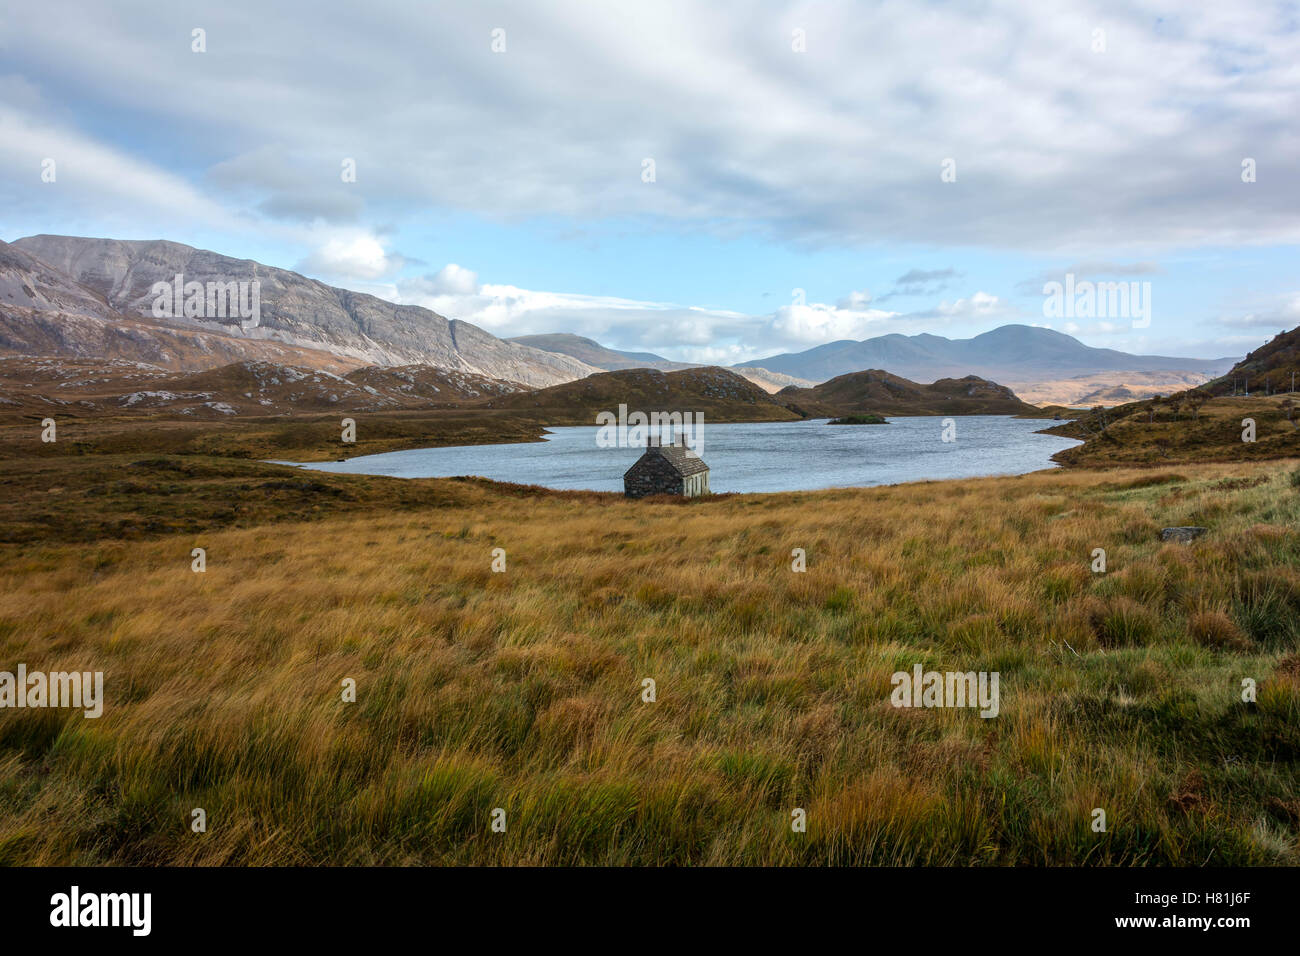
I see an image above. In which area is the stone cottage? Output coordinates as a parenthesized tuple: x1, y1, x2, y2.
(623, 434, 710, 498)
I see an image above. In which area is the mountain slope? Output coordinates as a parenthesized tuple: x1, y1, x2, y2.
(5, 236, 600, 387)
(738, 324, 1237, 386)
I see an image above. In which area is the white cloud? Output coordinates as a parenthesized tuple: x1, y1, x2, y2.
(427, 264, 480, 296)
(937, 292, 1003, 317)
(836, 290, 873, 311)
(298, 233, 402, 281)
(771, 302, 896, 344)
(390, 271, 907, 362)
(5, 1, 1300, 251)
(1219, 293, 1300, 328)
(0, 102, 244, 231)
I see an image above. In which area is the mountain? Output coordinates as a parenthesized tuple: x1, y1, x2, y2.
(508, 333, 695, 372)
(778, 370, 1040, 417)
(736, 324, 1237, 390)
(3, 236, 599, 387)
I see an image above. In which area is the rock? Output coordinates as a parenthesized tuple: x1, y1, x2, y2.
(1161, 526, 1208, 543)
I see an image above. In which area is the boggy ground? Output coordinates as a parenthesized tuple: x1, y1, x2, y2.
(0, 449, 1297, 865)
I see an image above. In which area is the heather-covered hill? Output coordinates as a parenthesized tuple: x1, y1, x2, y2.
(778, 369, 1042, 417)
(483, 366, 802, 423)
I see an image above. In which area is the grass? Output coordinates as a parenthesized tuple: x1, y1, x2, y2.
(0, 407, 551, 463)
(0, 449, 1297, 865)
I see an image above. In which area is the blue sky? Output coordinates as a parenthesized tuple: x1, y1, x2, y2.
(3, 0, 1298, 365)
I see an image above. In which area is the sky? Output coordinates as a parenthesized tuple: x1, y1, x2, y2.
(2, 0, 1298, 365)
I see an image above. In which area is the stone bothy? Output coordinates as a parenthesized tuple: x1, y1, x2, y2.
(623, 434, 711, 498)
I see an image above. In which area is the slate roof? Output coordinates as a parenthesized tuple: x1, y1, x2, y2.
(655, 444, 710, 477)
(622, 439, 710, 479)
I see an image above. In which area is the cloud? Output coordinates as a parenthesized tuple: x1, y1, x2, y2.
(878, 267, 962, 300)
(835, 290, 873, 311)
(386, 271, 906, 361)
(1218, 293, 1300, 329)
(771, 302, 896, 344)
(904, 291, 1016, 323)
(297, 233, 405, 281)
(4, 2, 1300, 251)
(426, 264, 480, 296)
(257, 192, 362, 224)
(1016, 261, 1164, 295)
(0, 102, 247, 233)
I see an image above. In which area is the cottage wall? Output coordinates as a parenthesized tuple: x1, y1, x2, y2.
(624, 455, 685, 498)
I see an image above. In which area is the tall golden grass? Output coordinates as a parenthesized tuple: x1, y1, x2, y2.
(0, 459, 1297, 864)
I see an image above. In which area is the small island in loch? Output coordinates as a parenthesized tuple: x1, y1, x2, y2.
(827, 413, 889, 425)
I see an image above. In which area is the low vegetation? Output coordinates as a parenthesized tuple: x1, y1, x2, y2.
(0, 407, 551, 464)
(0, 447, 1297, 865)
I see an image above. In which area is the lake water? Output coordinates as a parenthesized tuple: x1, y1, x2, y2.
(275, 416, 1082, 494)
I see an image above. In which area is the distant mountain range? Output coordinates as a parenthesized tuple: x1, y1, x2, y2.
(733, 325, 1236, 387)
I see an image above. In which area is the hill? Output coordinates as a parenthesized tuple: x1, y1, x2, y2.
(1044, 393, 1300, 467)
(483, 366, 801, 423)
(736, 324, 1236, 392)
(1041, 325, 1300, 465)
(777, 369, 1042, 417)
(1199, 327, 1300, 397)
